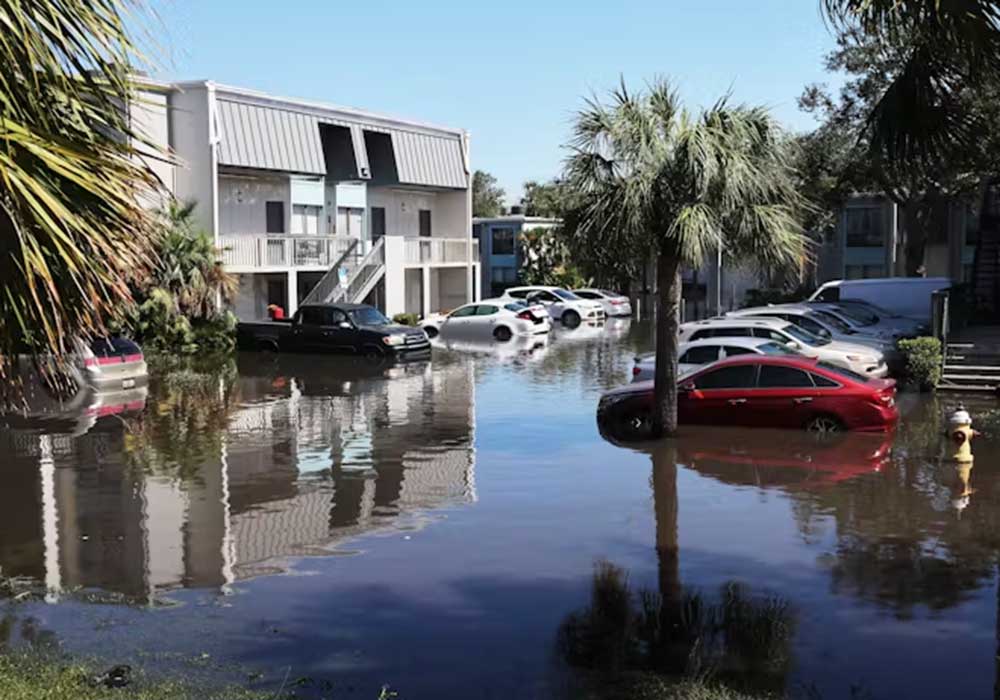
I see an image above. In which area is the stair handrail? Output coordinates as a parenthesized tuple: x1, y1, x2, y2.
(301, 237, 361, 306)
(336, 236, 386, 304)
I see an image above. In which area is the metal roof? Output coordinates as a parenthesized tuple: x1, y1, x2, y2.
(217, 99, 326, 175)
(215, 94, 468, 188)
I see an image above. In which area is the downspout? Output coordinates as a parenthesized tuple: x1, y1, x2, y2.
(207, 82, 222, 309)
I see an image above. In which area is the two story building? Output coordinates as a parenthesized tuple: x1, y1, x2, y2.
(142, 80, 480, 320)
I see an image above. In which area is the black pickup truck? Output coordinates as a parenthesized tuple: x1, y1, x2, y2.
(236, 303, 431, 360)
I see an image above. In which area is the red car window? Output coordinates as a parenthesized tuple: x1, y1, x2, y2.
(693, 364, 757, 390)
(757, 365, 814, 388)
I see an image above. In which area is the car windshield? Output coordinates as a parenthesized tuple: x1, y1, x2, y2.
(817, 360, 870, 384)
(810, 310, 853, 333)
(600, 290, 618, 297)
(782, 324, 830, 347)
(832, 305, 878, 326)
(758, 341, 795, 356)
(349, 307, 391, 326)
(554, 289, 580, 300)
(90, 337, 141, 357)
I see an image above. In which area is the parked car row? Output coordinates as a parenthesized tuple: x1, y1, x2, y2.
(599, 278, 946, 439)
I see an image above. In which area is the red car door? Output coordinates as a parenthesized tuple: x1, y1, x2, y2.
(680, 364, 758, 426)
(751, 364, 819, 428)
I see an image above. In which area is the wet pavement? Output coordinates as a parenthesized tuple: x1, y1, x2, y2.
(1, 318, 1000, 698)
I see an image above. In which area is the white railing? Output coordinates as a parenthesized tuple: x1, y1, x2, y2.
(219, 235, 359, 269)
(404, 237, 480, 265)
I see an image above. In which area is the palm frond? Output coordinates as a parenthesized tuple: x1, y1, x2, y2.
(0, 0, 165, 387)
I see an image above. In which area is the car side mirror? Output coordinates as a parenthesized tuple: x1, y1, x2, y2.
(786, 341, 800, 350)
(680, 381, 696, 393)
(338, 321, 352, 329)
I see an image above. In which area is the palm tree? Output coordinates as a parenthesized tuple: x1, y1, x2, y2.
(565, 80, 808, 436)
(822, 0, 1000, 166)
(0, 0, 163, 384)
(153, 201, 238, 319)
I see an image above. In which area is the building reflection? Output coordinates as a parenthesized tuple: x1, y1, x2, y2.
(0, 354, 477, 602)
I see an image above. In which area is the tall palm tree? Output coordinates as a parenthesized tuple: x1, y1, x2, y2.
(565, 80, 808, 436)
(822, 0, 1000, 166)
(0, 0, 163, 384)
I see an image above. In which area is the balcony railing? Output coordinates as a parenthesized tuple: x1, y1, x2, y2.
(219, 235, 359, 269)
(404, 237, 480, 265)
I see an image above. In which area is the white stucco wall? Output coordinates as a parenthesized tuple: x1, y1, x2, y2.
(434, 189, 470, 239)
(218, 175, 289, 235)
(130, 88, 174, 203)
(169, 85, 216, 235)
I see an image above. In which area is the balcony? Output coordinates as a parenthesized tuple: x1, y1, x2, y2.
(219, 235, 360, 270)
(404, 237, 480, 266)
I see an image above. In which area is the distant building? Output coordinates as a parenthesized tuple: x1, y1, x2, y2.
(813, 194, 978, 284)
(472, 215, 561, 297)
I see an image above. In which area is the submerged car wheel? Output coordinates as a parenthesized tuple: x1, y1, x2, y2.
(424, 326, 439, 339)
(362, 344, 386, 362)
(806, 414, 843, 434)
(562, 310, 581, 328)
(493, 326, 513, 342)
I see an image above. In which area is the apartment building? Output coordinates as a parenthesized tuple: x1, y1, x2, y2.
(813, 195, 978, 284)
(136, 80, 480, 320)
(472, 215, 561, 296)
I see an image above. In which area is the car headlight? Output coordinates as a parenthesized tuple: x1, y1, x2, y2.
(382, 334, 406, 346)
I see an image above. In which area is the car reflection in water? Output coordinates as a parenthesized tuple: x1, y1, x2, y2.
(0, 353, 477, 603)
(429, 333, 550, 363)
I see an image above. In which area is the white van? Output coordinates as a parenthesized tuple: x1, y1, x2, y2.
(808, 278, 950, 324)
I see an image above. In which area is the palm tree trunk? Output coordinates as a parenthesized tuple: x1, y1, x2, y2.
(652, 250, 682, 437)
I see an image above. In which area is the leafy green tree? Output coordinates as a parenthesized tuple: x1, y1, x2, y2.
(128, 201, 238, 354)
(565, 80, 807, 436)
(821, 0, 1000, 168)
(800, 25, 1000, 275)
(0, 0, 163, 381)
(521, 179, 573, 217)
(472, 170, 505, 217)
(518, 226, 586, 289)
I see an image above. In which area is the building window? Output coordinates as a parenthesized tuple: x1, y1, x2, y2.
(371, 207, 386, 240)
(492, 227, 516, 255)
(291, 204, 321, 235)
(266, 201, 285, 234)
(845, 264, 885, 280)
(845, 207, 884, 247)
(419, 209, 432, 237)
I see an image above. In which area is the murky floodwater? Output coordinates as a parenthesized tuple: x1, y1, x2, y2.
(2, 319, 1000, 699)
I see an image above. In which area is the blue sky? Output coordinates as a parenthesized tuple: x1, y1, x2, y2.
(152, 0, 841, 203)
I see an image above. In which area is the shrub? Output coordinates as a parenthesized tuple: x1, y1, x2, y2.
(392, 313, 420, 326)
(897, 337, 942, 391)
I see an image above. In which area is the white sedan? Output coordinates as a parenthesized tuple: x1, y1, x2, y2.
(501, 286, 605, 326)
(632, 337, 799, 382)
(419, 299, 550, 342)
(572, 289, 633, 317)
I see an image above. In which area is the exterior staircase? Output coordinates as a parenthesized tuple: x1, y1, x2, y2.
(939, 341, 1000, 392)
(301, 236, 386, 306)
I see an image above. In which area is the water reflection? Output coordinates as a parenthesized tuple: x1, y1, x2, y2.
(0, 353, 477, 602)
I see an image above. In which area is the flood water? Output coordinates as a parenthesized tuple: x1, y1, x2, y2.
(2, 319, 1000, 699)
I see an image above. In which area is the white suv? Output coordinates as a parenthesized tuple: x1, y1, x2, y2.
(501, 286, 605, 326)
(678, 317, 888, 377)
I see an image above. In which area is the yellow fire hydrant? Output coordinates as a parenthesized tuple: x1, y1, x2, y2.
(948, 408, 979, 463)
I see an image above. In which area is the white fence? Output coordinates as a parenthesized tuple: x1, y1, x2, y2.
(219, 235, 359, 269)
(403, 237, 480, 265)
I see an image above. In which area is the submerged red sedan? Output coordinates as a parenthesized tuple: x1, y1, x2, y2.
(598, 355, 898, 439)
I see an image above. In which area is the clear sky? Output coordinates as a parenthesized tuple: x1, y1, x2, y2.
(151, 0, 841, 203)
